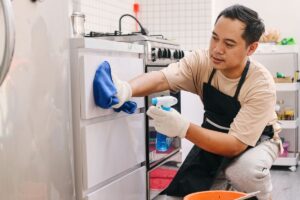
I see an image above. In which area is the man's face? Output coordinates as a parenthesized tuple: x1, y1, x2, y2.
(209, 16, 250, 70)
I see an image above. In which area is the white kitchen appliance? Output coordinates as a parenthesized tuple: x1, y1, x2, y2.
(0, 0, 74, 199)
(70, 38, 147, 200)
(90, 32, 185, 199)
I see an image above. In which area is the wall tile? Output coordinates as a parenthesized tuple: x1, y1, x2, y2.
(72, 0, 135, 34)
(139, 0, 212, 50)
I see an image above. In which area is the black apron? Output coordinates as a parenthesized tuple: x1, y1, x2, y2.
(164, 60, 274, 197)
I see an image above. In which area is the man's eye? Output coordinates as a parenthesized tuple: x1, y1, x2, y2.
(226, 43, 234, 48)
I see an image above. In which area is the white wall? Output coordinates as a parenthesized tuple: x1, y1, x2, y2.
(139, 0, 212, 50)
(72, 0, 135, 34)
(212, 0, 300, 47)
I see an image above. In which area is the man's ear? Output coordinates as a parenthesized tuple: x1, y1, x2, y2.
(247, 42, 259, 56)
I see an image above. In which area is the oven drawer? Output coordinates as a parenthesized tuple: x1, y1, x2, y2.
(82, 113, 146, 189)
(148, 152, 182, 200)
(87, 166, 146, 200)
(79, 54, 144, 119)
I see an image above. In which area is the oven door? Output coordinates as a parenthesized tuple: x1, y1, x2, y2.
(148, 152, 181, 200)
(145, 66, 181, 169)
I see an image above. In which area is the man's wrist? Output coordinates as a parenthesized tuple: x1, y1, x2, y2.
(124, 81, 132, 100)
(180, 121, 191, 138)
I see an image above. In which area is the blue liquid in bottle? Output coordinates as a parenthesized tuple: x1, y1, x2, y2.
(155, 105, 171, 152)
(156, 132, 168, 152)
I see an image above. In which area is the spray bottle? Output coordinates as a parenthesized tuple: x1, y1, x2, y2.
(151, 96, 178, 152)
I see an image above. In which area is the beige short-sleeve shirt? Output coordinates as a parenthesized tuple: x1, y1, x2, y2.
(161, 49, 281, 146)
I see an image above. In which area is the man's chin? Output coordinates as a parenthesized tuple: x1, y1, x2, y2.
(212, 63, 226, 70)
(210, 58, 225, 67)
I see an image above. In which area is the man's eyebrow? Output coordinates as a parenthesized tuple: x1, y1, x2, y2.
(224, 38, 237, 44)
(212, 31, 237, 44)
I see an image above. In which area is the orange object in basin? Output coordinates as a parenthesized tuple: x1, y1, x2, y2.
(184, 190, 246, 200)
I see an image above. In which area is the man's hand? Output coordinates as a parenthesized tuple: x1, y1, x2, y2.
(112, 74, 132, 109)
(146, 106, 190, 138)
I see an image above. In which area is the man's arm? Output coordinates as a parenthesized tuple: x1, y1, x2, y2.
(186, 123, 248, 157)
(129, 71, 170, 97)
(112, 71, 170, 108)
(146, 106, 248, 158)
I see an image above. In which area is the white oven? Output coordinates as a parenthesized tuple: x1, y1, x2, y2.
(89, 33, 186, 200)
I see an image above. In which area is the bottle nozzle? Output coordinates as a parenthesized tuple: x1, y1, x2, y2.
(151, 96, 178, 108)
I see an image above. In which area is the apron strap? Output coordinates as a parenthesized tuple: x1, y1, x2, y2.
(233, 60, 250, 99)
(208, 69, 216, 85)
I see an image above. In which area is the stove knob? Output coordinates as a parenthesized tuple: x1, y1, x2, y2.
(163, 48, 167, 58)
(167, 49, 171, 58)
(151, 53, 156, 62)
(174, 50, 178, 59)
(179, 50, 183, 58)
(150, 48, 156, 62)
(177, 50, 181, 59)
(158, 48, 163, 58)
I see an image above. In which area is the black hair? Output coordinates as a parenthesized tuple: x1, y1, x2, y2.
(215, 4, 265, 46)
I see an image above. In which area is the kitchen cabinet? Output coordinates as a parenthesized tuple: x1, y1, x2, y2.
(79, 54, 144, 119)
(70, 38, 147, 199)
(87, 167, 146, 200)
(253, 44, 299, 171)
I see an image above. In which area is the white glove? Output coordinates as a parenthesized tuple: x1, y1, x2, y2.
(112, 74, 132, 109)
(146, 106, 190, 138)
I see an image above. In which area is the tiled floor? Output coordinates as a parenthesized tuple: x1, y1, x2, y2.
(271, 166, 300, 200)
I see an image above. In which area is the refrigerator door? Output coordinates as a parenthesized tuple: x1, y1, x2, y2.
(0, 1, 74, 200)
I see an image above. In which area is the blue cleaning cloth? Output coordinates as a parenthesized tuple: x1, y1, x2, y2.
(93, 61, 137, 114)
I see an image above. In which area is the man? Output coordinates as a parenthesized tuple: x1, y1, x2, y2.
(113, 4, 281, 200)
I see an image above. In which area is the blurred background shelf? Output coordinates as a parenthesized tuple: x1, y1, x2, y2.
(253, 44, 299, 171)
(279, 119, 299, 129)
(276, 83, 300, 91)
(255, 44, 298, 54)
(273, 153, 299, 169)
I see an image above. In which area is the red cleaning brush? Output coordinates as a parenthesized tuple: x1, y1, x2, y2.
(133, 2, 140, 32)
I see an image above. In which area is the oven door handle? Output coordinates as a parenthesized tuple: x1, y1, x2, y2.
(0, 0, 15, 86)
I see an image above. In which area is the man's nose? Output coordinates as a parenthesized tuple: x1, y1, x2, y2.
(214, 43, 225, 54)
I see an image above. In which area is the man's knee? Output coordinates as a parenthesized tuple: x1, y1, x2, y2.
(225, 159, 271, 184)
(225, 155, 272, 200)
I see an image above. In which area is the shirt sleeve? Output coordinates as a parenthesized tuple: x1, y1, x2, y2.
(161, 50, 210, 95)
(228, 78, 277, 146)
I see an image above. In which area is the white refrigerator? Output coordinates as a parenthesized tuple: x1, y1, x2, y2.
(0, 1, 147, 200)
(0, 0, 75, 199)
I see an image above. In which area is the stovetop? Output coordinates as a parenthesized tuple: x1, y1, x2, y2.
(85, 31, 185, 65)
(85, 31, 179, 46)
